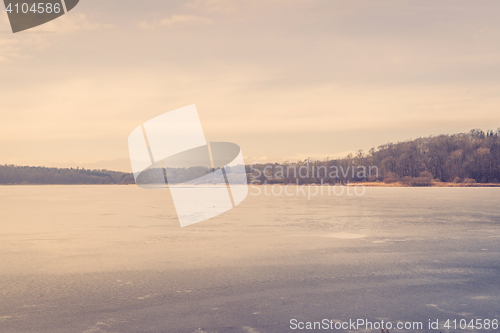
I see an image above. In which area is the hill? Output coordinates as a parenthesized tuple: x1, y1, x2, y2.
(248, 128, 500, 185)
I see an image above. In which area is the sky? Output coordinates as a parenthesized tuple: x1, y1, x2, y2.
(1, 0, 500, 171)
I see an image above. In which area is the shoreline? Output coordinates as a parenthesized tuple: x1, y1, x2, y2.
(356, 181, 500, 187)
(1, 182, 500, 187)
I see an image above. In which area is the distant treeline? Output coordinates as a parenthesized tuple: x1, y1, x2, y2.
(2, 129, 500, 185)
(248, 129, 500, 185)
(0, 165, 134, 185)
(136, 165, 246, 185)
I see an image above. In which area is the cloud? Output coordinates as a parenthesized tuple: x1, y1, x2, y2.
(185, 0, 237, 13)
(0, 13, 51, 61)
(0, 12, 113, 61)
(0, 38, 20, 61)
(138, 15, 212, 30)
(31, 13, 114, 33)
(1, 11, 117, 64)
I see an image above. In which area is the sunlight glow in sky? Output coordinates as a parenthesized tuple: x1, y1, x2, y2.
(1, 0, 500, 171)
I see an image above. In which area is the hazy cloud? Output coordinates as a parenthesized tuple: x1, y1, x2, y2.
(185, 0, 237, 13)
(0, 38, 19, 61)
(0, 12, 113, 61)
(138, 15, 212, 30)
(37, 13, 114, 33)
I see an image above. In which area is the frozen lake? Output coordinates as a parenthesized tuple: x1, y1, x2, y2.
(0, 186, 499, 332)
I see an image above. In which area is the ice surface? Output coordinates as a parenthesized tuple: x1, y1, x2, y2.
(0, 186, 499, 332)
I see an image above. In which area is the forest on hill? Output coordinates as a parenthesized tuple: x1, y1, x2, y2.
(2, 129, 500, 185)
(0, 165, 134, 185)
(248, 128, 500, 185)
